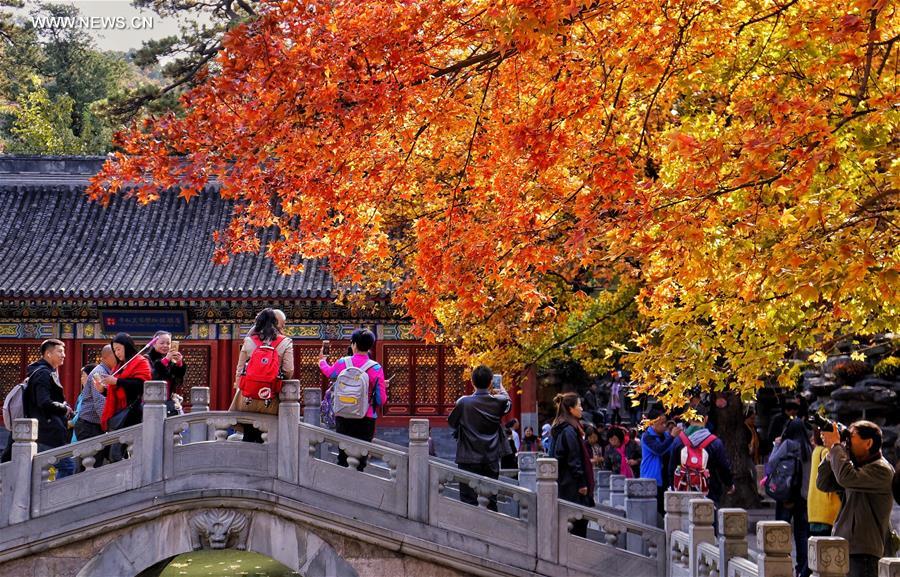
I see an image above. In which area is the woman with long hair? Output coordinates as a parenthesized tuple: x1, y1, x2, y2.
(230, 308, 294, 442)
(549, 392, 595, 538)
(97, 333, 152, 430)
(97, 333, 152, 462)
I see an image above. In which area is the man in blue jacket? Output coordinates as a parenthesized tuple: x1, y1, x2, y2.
(641, 406, 678, 519)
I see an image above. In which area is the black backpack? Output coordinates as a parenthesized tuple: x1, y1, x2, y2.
(765, 451, 800, 501)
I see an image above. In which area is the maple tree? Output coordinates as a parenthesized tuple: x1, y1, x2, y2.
(88, 0, 899, 408)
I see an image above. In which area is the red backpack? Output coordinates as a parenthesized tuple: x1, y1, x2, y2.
(672, 431, 716, 494)
(239, 336, 285, 404)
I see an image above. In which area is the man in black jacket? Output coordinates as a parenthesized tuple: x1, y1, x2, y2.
(448, 365, 511, 511)
(25, 339, 74, 477)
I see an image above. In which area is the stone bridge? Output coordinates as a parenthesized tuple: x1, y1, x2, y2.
(0, 381, 667, 577)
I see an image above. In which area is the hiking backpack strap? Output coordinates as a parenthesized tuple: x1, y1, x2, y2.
(697, 434, 717, 451)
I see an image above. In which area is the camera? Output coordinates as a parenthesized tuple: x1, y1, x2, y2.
(808, 412, 851, 445)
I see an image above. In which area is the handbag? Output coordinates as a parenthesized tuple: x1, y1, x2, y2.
(499, 426, 514, 458)
(108, 400, 139, 431)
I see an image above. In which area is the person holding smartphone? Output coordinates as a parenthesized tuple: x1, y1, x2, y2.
(318, 329, 387, 470)
(147, 330, 186, 414)
(448, 366, 511, 511)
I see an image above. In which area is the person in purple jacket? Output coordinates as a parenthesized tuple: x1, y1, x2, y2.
(318, 328, 388, 470)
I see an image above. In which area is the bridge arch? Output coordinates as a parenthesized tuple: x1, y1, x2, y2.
(76, 508, 358, 577)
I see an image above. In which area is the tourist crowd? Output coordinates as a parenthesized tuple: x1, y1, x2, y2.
(3, 326, 898, 577)
(449, 370, 899, 577)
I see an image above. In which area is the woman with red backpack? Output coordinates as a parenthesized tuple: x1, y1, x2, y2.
(230, 309, 294, 443)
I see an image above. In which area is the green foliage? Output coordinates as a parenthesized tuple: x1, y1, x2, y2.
(2, 80, 79, 154)
(875, 357, 900, 381)
(0, 2, 138, 153)
(785, 363, 805, 389)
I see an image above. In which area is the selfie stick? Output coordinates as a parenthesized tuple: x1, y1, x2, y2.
(109, 336, 160, 378)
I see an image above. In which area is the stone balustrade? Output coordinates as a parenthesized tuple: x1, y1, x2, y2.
(658, 493, 855, 577)
(0, 380, 868, 577)
(0, 381, 666, 577)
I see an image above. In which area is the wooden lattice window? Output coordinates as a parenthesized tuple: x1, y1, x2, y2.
(179, 345, 210, 396)
(0, 344, 41, 424)
(442, 348, 467, 414)
(414, 347, 440, 414)
(382, 345, 412, 415)
(292, 344, 339, 390)
(82, 344, 104, 367)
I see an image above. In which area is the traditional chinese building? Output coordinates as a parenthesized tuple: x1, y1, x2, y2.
(0, 156, 532, 429)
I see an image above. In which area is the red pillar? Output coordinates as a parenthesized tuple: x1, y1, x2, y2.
(214, 339, 238, 410)
(61, 339, 79, 404)
(509, 374, 521, 422)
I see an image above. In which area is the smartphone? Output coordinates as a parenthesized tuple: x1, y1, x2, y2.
(170, 340, 180, 353)
(321, 340, 330, 355)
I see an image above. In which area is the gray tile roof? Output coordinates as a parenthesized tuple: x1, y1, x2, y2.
(0, 157, 335, 299)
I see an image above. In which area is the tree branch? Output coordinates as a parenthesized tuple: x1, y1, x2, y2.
(526, 297, 635, 368)
(736, 0, 800, 35)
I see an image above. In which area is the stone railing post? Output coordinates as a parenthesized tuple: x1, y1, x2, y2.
(277, 380, 301, 484)
(609, 474, 626, 508)
(879, 558, 900, 577)
(756, 521, 793, 577)
(808, 537, 848, 577)
(665, 491, 703, 577)
(302, 387, 322, 427)
(407, 419, 430, 523)
(536, 458, 559, 564)
(7, 419, 37, 524)
(665, 490, 704, 535)
(141, 380, 167, 485)
(518, 452, 538, 492)
(189, 386, 209, 443)
(688, 498, 715, 577)
(625, 479, 658, 553)
(717, 509, 748, 567)
(596, 469, 611, 505)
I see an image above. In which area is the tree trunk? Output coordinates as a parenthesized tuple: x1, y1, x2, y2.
(712, 391, 761, 509)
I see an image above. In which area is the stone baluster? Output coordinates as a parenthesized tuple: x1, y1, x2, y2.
(808, 537, 848, 577)
(609, 474, 626, 508)
(536, 458, 559, 564)
(664, 491, 703, 577)
(717, 509, 748, 568)
(141, 381, 167, 485)
(688, 499, 715, 577)
(407, 419, 430, 523)
(756, 521, 793, 577)
(596, 469, 612, 505)
(189, 386, 210, 443)
(277, 380, 301, 484)
(5, 419, 37, 525)
(625, 479, 658, 554)
(517, 452, 538, 492)
(879, 558, 900, 577)
(302, 387, 322, 427)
